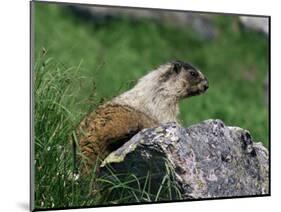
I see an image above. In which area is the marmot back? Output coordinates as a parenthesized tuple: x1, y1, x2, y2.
(76, 104, 157, 174)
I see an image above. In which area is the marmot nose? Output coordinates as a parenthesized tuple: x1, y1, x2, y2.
(203, 80, 209, 90)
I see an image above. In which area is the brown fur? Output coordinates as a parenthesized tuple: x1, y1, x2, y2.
(76, 104, 157, 174)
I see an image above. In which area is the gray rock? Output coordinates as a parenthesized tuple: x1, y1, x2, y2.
(70, 5, 217, 41)
(100, 119, 269, 199)
(239, 16, 269, 36)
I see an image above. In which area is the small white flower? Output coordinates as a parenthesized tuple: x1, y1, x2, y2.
(73, 173, 80, 181)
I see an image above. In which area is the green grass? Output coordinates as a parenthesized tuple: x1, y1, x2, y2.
(33, 2, 269, 209)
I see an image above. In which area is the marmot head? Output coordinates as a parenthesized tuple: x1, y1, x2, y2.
(154, 60, 209, 99)
(112, 60, 208, 123)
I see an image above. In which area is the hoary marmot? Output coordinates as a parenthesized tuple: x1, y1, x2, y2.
(75, 60, 209, 174)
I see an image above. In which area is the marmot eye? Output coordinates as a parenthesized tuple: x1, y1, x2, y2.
(190, 70, 198, 77)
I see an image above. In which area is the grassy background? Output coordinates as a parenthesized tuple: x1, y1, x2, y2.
(33, 2, 269, 209)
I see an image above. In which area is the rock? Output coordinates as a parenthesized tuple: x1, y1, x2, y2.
(239, 16, 269, 36)
(70, 5, 217, 41)
(100, 120, 269, 200)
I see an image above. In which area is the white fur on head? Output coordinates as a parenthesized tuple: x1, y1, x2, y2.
(112, 63, 181, 123)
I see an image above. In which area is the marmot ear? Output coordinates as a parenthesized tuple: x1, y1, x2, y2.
(172, 61, 182, 74)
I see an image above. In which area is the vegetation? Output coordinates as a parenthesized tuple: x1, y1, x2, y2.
(33, 2, 269, 209)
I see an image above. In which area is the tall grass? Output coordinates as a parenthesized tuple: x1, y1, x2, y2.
(34, 55, 183, 209)
(35, 55, 78, 208)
